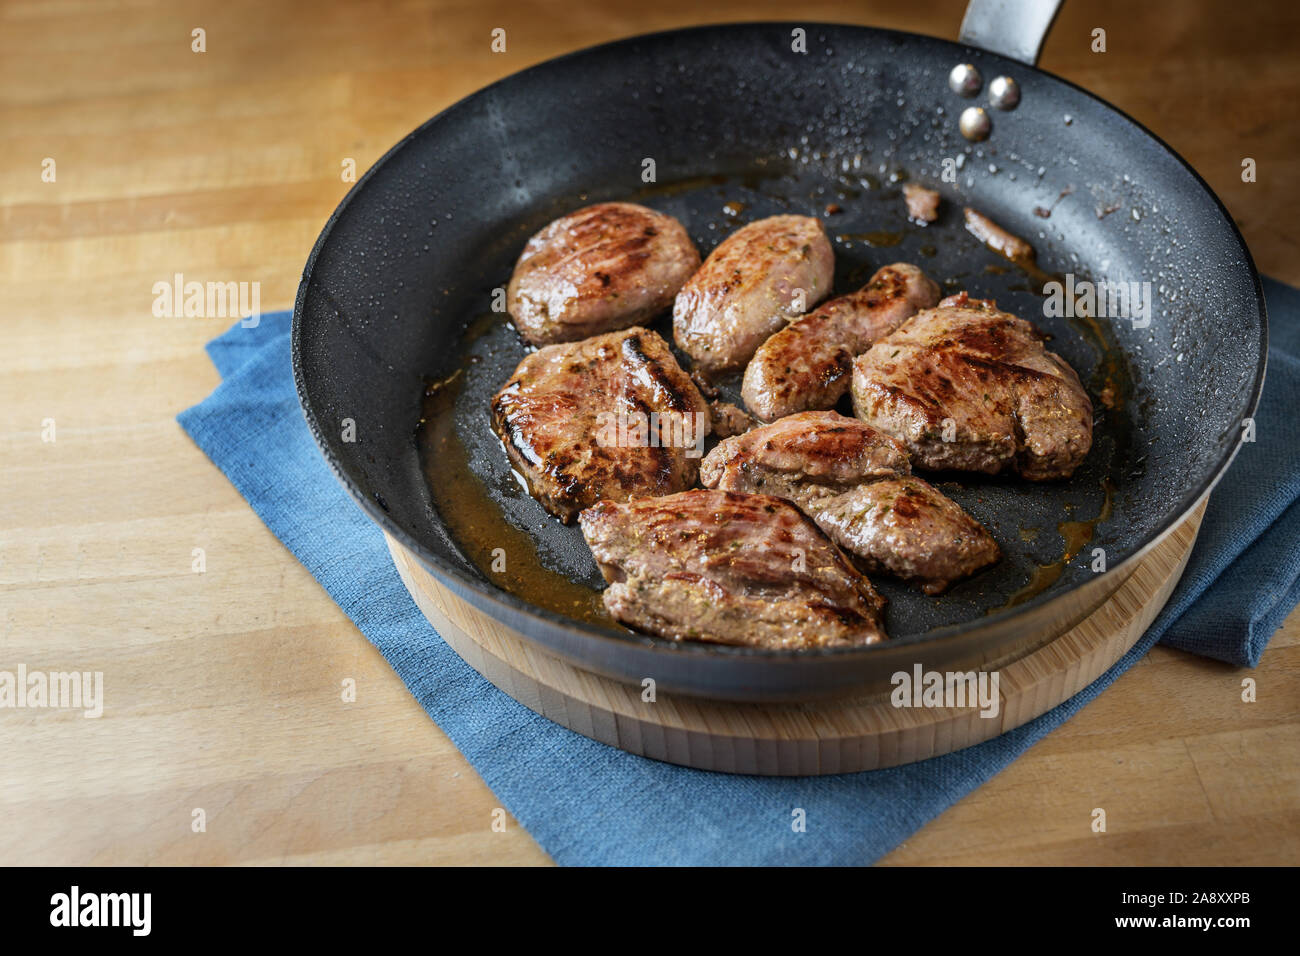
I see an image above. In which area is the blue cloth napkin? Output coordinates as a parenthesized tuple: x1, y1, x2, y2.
(177, 278, 1299, 865)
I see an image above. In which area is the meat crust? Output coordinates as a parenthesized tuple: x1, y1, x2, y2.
(672, 215, 834, 374)
(700, 411, 999, 594)
(491, 327, 711, 522)
(851, 294, 1093, 480)
(507, 203, 700, 346)
(741, 263, 939, 421)
(579, 489, 886, 648)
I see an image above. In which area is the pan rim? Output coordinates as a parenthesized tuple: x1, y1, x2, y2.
(292, 20, 1268, 663)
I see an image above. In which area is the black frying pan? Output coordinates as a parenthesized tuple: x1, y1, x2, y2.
(292, 9, 1266, 701)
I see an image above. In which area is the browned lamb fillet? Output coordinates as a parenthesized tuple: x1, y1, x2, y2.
(740, 263, 939, 421)
(903, 183, 941, 223)
(699, 411, 911, 492)
(700, 412, 999, 594)
(673, 215, 834, 375)
(507, 203, 700, 346)
(491, 327, 711, 523)
(579, 489, 886, 648)
(811, 478, 999, 595)
(851, 293, 1093, 480)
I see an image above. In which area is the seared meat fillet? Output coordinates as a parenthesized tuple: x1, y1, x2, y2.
(852, 294, 1093, 480)
(700, 412, 998, 594)
(673, 215, 834, 374)
(579, 489, 886, 648)
(507, 203, 700, 346)
(700, 411, 910, 491)
(741, 263, 939, 421)
(491, 327, 711, 522)
(812, 478, 999, 595)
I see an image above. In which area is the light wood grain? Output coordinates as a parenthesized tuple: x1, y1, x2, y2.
(1, 0, 1297, 865)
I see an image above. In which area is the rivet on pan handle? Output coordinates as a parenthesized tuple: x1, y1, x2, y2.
(959, 0, 1064, 66)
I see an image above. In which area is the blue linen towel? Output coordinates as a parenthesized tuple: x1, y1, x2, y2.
(177, 277, 1299, 865)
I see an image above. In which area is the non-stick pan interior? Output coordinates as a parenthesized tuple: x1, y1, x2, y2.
(294, 23, 1264, 656)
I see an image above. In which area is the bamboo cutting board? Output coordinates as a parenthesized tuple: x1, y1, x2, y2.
(386, 502, 1203, 775)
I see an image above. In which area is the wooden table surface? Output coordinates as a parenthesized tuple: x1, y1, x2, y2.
(2, 0, 1297, 866)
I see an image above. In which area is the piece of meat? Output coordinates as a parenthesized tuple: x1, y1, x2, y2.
(903, 183, 941, 223)
(700, 411, 910, 492)
(700, 411, 999, 593)
(507, 202, 700, 346)
(709, 400, 753, 438)
(673, 215, 834, 375)
(740, 263, 939, 421)
(579, 489, 886, 648)
(811, 478, 999, 595)
(851, 293, 1093, 480)
(963, 207, 1033, 262)
(491, 327, 711, 522)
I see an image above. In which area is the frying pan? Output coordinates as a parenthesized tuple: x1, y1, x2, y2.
(292, 2, 1267, 701)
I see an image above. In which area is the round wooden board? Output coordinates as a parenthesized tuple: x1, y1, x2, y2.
(386, 502, 1204, 775)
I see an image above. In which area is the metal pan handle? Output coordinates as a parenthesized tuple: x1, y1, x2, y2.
(959, 0, 1064, 65)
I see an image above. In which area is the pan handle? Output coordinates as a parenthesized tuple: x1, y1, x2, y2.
(959, 0, 1064, 65)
